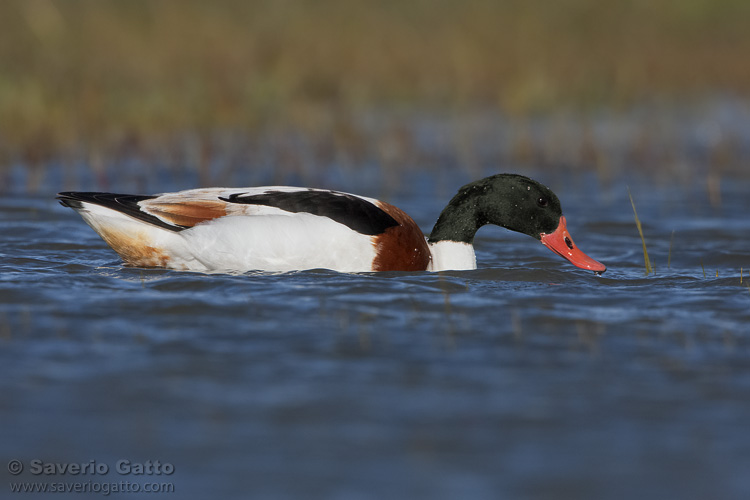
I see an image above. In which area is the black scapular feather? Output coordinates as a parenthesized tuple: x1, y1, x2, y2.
(221, 190, 400, 236)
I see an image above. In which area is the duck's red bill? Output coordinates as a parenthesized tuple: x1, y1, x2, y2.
(540, 216, 607, 273)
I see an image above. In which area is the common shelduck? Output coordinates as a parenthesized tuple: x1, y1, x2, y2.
(57, 174, 606, 274)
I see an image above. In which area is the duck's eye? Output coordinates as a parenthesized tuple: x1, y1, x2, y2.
(537, 197, 549, 208)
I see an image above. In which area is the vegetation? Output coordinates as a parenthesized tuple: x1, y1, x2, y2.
(2, 0, 750, 183)
(627, 187, 653, 275)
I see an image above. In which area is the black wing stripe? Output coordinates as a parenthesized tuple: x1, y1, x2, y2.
(220, 190, 399, 236)
(56, 192, 189, 232)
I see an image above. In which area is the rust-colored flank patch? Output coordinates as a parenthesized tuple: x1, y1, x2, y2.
(145, 201, 228, 228)
(372, 201, 431, 271)
(97, 227, 172, 268)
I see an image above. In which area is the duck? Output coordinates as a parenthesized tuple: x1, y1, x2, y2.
(57, 173, 606, 274)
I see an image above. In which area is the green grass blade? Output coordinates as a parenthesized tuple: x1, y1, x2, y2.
(627, 187, 653, 275)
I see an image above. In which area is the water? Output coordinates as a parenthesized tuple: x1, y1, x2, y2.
(1, 169, 749, 500)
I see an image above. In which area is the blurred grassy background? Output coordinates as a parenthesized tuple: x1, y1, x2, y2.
(1, 0, 749, 190)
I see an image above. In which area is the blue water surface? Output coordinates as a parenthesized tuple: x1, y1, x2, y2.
(1, 167, 749, 500)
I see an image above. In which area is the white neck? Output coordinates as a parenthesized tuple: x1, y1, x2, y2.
(427, 241, 477, 271)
